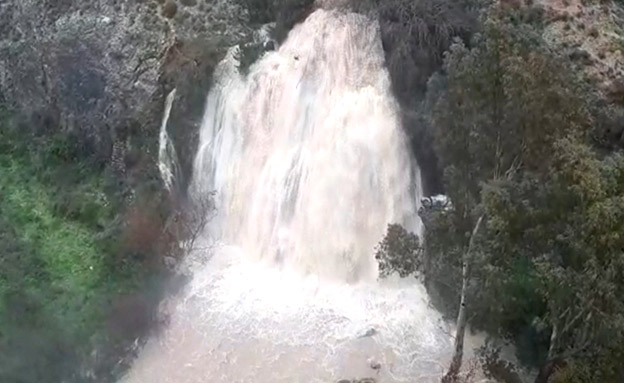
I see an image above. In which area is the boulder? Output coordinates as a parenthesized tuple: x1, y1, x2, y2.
(358, 328, 377, 338)
(368, 358, 381, 371)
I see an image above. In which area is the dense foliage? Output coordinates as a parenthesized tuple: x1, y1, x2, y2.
(0, 108, 174, 382)
(414, 7, 624, 381)
(375, 224, 422, 278)
(376, 3, 624, 381)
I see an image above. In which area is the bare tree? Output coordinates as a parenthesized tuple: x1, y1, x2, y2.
(163, 190, 216, 261)
(442, 214, 484, 383)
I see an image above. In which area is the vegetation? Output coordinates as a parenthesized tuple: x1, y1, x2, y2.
(375, 224, 423, 278)
(0, 108, 175, 382)
(4, 0, 624, 382)
(353, 0, 480, 195)
(377, 4, 624, 382)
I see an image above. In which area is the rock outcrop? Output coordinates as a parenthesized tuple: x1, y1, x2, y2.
(536, 0, 624, 94)
(0, 0, 252, 186)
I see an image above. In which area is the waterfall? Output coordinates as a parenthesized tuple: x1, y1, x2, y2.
(124, 9, 458, 383)
(192, 9, 422, 282)
(158, 89, 180, 192)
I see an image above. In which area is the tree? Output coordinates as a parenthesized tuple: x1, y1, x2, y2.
(375, 224, 423, 278)
(353, 0, 479, 194)
(481, 139, 624, 383)
(163, 190, 216, 260)
(428, 8, 593, 379)
(442, 214, 483, 382)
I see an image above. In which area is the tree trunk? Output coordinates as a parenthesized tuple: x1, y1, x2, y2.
(442, 214, 484, 382)
(547, 322, 559, 361)
(444, 254, 470, 381)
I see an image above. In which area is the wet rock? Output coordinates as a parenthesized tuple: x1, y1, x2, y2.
(162, 0, 178, 18)
(606, 78, 624, 102)
(359, 328, 377, 338)
(569, 48, 592, 65)
(419, 194, 453, 227)
(420, 195, 451, 210)
(264, 40, 276, 51)
(163, 256, 178, 269)
(367, 358, 381, 371)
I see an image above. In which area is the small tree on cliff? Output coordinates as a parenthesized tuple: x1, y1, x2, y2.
(122, 189, 215, 267)
(163, 190, 216, 259)
(375, 224, 423, 278)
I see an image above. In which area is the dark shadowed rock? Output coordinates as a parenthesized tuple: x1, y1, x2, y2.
(180, 0, 197, 8)
(264, 39, 276, 51)
(163, 0, 178, 18)
(606, 78, 624, 102)
(358, 328, 377, 338)
(351, 0, 477, 195)
(160, 37, 224, 189)
(369, 359, 381, 371)
(569, 48, 592, 65)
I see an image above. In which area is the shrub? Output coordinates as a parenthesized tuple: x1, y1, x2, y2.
(375, 224, 423, 278)
(0, 107, 177, 382)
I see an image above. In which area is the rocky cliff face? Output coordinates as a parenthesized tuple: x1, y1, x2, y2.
(0, 0, 462, 196)
(0, 0, 253, 185)
(536, 0, 624, 96)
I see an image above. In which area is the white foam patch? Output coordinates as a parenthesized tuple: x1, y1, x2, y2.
(123, 247, 454, 383)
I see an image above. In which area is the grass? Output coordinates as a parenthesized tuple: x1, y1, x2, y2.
(0, 155, 107, 334)
(0, 108, 163, 382)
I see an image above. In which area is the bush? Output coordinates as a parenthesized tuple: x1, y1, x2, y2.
(0, 107, 175, 382)
(375, 224, 423, 278)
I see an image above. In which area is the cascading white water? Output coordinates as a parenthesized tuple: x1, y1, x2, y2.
(192, 8, 422, 282)
(158, 89, 180, 192)
(124, 8, 458, 383)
